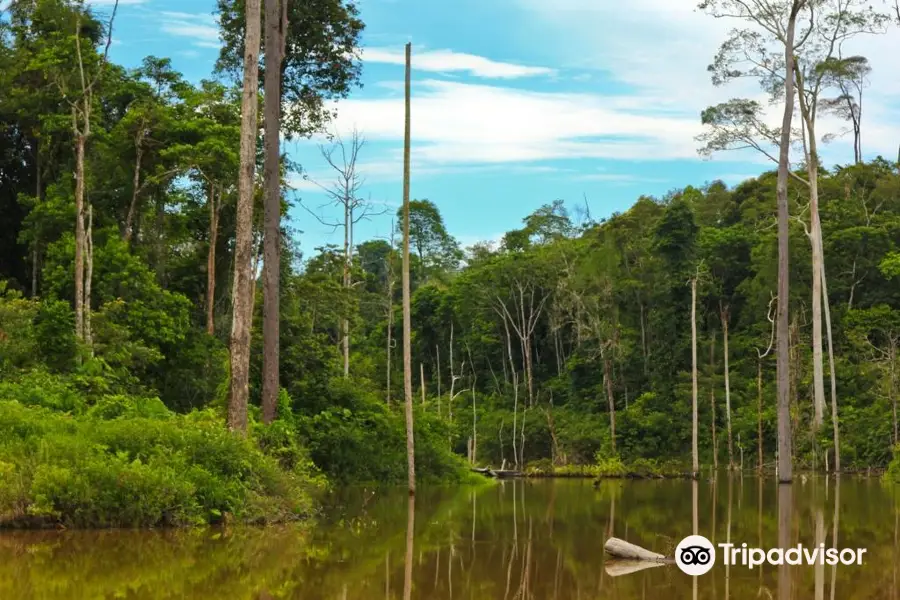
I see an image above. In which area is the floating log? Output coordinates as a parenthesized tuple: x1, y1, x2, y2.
(470, 467, 524, 479)
(604, 560, 665, 577)
(604, 537, 668, 562)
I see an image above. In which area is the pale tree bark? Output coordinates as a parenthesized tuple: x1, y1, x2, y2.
(757, 294, 777, 473)
(402, 42, 416, 495)
(603, 350, 616, 454)
(123, 122, 146, 243)
(691, 273, 699, 478)
(797, 73, 827, 432)
(494, 281, 549, 408)
(227, 0, 262, 435)
(386, 227, 395, 404)
(69, 3, 117, 351)
(710, 328, 718, 470)
(206, 184, 221, 336)
(721, 303, 734, 469)
(84, 204, 93, 354)
(73, 114, 86, 344)
(775, 3, 803, 485)
(821, 256, 840, 472)
(261, 0, 288, 425)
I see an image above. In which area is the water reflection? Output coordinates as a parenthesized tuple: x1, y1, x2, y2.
(1, 477, 898, 599)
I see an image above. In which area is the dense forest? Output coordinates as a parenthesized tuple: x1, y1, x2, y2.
(3, 0, 900, 527)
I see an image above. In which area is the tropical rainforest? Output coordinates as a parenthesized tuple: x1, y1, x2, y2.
(2, 0, 900, 528)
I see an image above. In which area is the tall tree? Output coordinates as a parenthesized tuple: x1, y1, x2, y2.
(227, 0, 261, 435)
(699, 0, 812, 482)
(402, 42, 415, 495)
(261, 0, 287, 425)
(305, 129, 383, 378)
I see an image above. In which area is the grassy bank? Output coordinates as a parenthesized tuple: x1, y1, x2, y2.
(0, 398, 322, 528)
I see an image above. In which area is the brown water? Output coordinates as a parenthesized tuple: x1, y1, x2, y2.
(1, 477, 899, 599)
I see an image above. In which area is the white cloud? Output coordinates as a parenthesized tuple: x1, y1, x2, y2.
(513, 0, 900, 163)
(310, 79, 706, 169)
(159, 11, 220, 49)
(362, 47, 557, 79)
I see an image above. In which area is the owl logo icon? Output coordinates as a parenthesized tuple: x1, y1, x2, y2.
(675, 535, 716, 576)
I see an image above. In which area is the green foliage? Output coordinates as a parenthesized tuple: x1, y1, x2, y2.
(296, 379, 469, 485)
(0, 399, 318, 527)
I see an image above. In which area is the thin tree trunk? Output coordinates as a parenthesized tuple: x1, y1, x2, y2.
(711, 329, 718, 471)
(891, 342, 897, 446)
(603, 353, 616, 453)
(758, 359, 764, 473)
(386, 241, 394, 404)
(820, 253, 840, 472)
(342, 191, 350, 378)
(74, 130, 86, 343)
(401, 42, 415, 495)
(32, 145, 41, 298)
(261, 0, 286, 425)
(775, 4, 801, 484)
(722, 305, 734, 470)
(420, 363, 426, 404)
(691, 275, 699, 478)
(227, 0, 262, 435)
(124, 127, 145, 243)
(206, 185, 219, 336)
(83, 204, 93, 353)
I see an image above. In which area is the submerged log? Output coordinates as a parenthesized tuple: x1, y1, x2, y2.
(604, 537, 668, 562)
(604, 559, 665, 577)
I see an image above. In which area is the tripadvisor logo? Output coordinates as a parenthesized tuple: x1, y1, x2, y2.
(675, 535, 716, 576)
(674, 535, 867, 576)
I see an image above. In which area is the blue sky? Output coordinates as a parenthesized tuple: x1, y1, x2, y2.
(96, 0, 900, 254)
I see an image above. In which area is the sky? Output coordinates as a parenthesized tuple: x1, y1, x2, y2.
(95, 0, 900, 255)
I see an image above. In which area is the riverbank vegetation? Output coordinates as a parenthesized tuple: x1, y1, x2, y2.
(4, 0, 900, 526)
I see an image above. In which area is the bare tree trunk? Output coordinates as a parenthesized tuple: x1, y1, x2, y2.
(820, 254, 840, 472)
(775, 4, 801, 484)
(402, 42, 415, 495)
(758, 359, 764, 473)
(84, 204, 93, 353)
(420, 363, 426, 404)
(74, 129, 86, 343)
(32, 146, 41, 298)
(711, 329, 718, 470)
(892, 342, 897, 446)
(603, 353, 616, 453)
(261, 0, 286, 425)
(691, 275, 699, 478)
(206, 185, 219, 336)
(342, 194, 350, 378)
(722, 305, 734, 470)
(124, 127, 145, 243)
(386, 235, 394, 404)
(227, 0, 262, 435)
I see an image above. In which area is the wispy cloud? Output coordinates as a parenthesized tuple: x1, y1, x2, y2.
(362, 47, 557, 79)
(514, 0, 900, 165)
(308, 79, 705, 170)
(159, 11, 220, 49)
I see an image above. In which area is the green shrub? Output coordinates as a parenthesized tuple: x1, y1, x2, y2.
(885, 445, 900, 483)
(0, 400, 319, 528)
(297, 380, 469, 485)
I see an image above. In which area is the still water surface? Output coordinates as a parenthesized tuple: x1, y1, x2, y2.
(1, 477, 899, 599)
